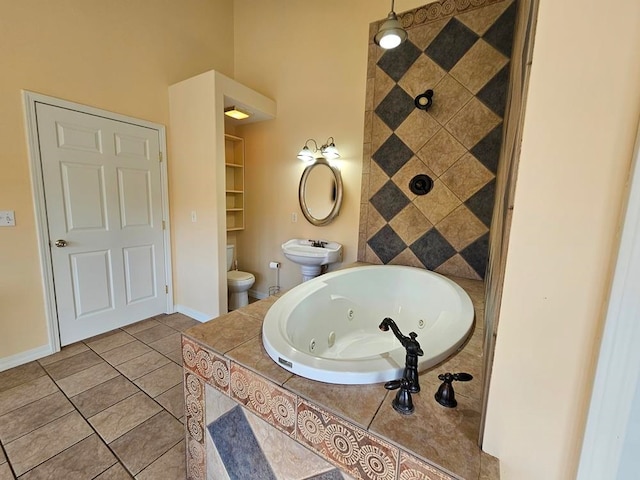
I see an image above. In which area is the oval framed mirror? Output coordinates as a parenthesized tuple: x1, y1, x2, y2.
(298, 158, 343, 226)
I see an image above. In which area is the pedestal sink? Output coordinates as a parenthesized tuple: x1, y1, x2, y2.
(282, 239, 343, 281)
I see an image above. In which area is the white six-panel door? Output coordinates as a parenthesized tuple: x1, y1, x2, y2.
(36, 103, 167, 345)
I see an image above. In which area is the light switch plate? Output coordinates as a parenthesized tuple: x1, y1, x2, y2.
(0, 211, 16, 226)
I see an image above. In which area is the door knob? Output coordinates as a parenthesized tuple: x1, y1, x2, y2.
(55, 239, 68, 248)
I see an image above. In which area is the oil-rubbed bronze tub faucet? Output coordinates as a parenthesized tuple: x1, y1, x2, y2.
(378, 317, 423, 393)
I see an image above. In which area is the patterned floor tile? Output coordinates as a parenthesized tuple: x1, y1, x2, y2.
(4, 411, 92, 476)
(70, 375, 140, 418)
(115, 351, 170, 381)
(0, 391, 73, 443)
(133, 362, 182, 398)
(109, 411, 183, 475)
(88, 391, 162, 443)
(56, 362, 120, 397)
(135, 440, 185, 480)
(17, 434, 116, 480)
(0, 363, 45, 394)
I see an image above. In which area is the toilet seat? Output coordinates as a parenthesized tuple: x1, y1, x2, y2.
(228, 270, 255, 283)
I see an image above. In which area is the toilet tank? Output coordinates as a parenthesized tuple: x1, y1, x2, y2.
(226, 245, 234, 271)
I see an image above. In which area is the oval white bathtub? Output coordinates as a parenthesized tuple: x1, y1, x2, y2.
(262, 265, 475, 384)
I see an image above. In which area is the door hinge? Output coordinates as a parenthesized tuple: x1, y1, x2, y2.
(165, 285, 168, 294)
(162, 220, 166, 230)
(159, 151, 163, 162)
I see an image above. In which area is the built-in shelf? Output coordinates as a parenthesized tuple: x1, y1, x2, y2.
(225, 134, 245, 231)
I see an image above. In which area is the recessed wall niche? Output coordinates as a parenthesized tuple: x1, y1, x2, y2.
(358, 0, 516, 280)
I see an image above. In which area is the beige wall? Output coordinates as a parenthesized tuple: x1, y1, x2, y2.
(0, 0, 234, 360)
(232, 0, 427, 293)
(482, 0, 640, 479)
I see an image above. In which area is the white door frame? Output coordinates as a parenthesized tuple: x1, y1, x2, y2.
(577, 121, 640, 478)
(23, 91, 174, 354)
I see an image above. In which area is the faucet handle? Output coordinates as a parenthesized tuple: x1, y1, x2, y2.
(434, 372, 473, 408)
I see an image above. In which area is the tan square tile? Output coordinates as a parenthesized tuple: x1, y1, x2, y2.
(154, 384, 184, 419)
(429, 75, 473, 126)
(480, 451, 501, 480)
(0, 376, 59, 417)
(37, 343, 89, 366)
(109, 411, 183, 475)
(42, 349, 104, 380)
(121, 318, 161, 335)
(366, 203, 387, 242)
(373, 66, 395, 109)
(450, 39, 509, 94)
(364, 244, 383, 264)
(136, 439, 185, 480)
(456, 0, 513, 35)
(413, 180, 461, 225)
(116, 351, 170, 381)
(99, 340, 152, 366)
(445, 97, 501, 149)
(435, 254, 482, 281)
(406, 17, 448, 50)
(4, 411, 92, 476)
(234, 295, 278, 321)
(0, 391, 73, 443)
(56, 362, 120, 397)
(368, 161, 390, 201)
(417, 128, 467, 176)
(70, 375, 139, 418)
(389, 204, 433, 246)
(86, 331, 136, 354)
(436, 205, 489, 250)
(132, 324, 175, 344)
(94, 462, 133, 479)
(371, 115, 392, 153)
(18, 434, 116, 480)
(0, 362, 45, 394)
(226, 336, 293, 387)
(440, 153, 494, 201)
(395, 109, 441, 153)
(398, 54, 446, 98)
(134, 362, 182, 398)
(156, 313, 199, 332)
(89, 391, 162, 443)
(388, 248, 426, 268)
(185, 312, 262, 354)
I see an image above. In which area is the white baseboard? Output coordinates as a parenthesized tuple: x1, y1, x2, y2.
(0, 344, 55, 373)
(249, 289, 269, 300)
(175, 304, 212, 323)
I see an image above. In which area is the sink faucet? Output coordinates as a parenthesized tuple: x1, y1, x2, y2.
(379, 317, 423, 393)
(309, 239, 327, 248)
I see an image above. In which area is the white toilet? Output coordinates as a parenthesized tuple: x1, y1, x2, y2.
(226, 245, 255, 310)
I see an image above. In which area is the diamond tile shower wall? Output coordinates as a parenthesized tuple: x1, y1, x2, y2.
(358, 0, 516, 279)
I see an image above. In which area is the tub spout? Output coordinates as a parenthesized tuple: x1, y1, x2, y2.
(379, 317, 423, 393)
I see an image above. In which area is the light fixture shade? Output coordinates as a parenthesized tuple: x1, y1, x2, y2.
(374, 12, 407, 49)
(297, 146, 315, 162)
(224, 106, 251, 120)
(322, 143, 340, 160)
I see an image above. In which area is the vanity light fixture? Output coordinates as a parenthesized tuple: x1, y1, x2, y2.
(224, 106, 251, 120)
(374, 0, 407, 50)
(297, 137, 341, 162)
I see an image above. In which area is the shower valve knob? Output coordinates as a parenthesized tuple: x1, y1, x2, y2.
(434, 372, 473, 408)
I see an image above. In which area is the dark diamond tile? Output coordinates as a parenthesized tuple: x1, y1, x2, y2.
(372, 134, 414, 177)
(460, 232, 490, 278)
(208, 406, 276, 480)
(425, 18, 479, 71)
(370, 181, 410, 222)
(368, 225, 407, 264)
(375, 85, 415, 131)
(470, 123, 503, 174)
(465, 179, 496, 227)
(377, 40, 423, 82)
(410, 229, 456, 270)
(483, 1, 517, 57)
(478, 64, 511, 117)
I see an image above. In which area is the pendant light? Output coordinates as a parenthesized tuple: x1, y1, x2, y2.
(374, 0, 407, 50)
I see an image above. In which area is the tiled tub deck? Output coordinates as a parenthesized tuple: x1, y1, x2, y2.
(182, 275, 498, 480)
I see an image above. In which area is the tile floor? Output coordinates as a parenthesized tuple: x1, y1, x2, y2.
(0, 313, 201, 480)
